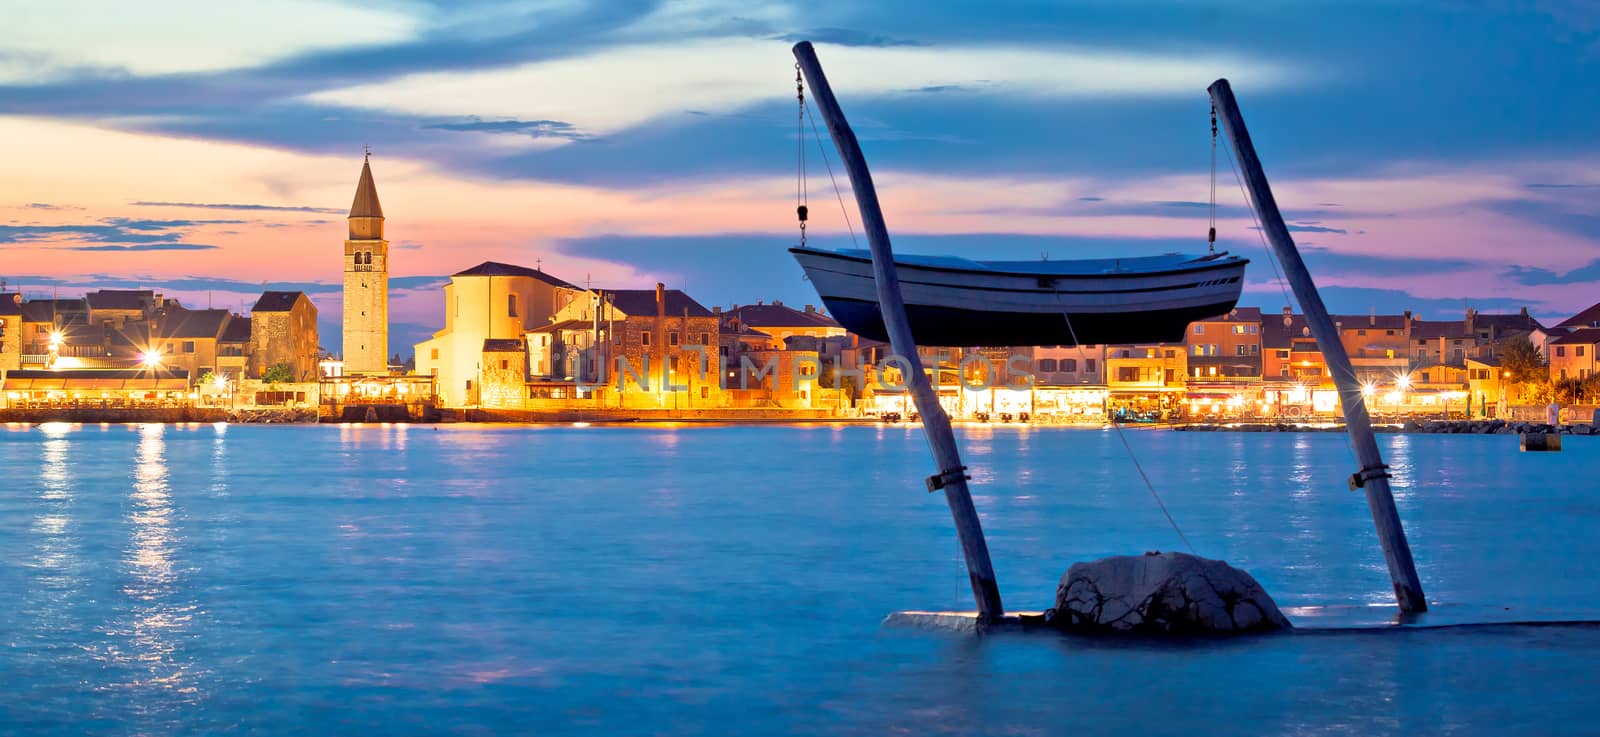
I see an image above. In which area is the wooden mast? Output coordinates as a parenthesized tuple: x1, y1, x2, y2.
(1209, 78, 1427, 613)
(793, 41, 1004, 621)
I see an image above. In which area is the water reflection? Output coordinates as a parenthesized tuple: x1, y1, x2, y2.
(110, 424, 201, 708)
(27, 421, 82, 653)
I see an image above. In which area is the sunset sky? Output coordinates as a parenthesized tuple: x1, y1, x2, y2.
(2, 1, 1597, 356)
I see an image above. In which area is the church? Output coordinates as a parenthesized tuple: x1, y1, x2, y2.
(342, 152, 389, 375)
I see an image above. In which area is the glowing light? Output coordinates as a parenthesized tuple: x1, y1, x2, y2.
(212, 373, 228, 390)
(140, 350, 162, 368)
(1362, 383, 1376, 397)
(47, 330, 64, 349)
(1397, 374, 1411, 390)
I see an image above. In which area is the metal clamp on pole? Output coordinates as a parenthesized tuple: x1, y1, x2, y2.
(926, 466, 970, 493)
(1348, 464, 1392, 491)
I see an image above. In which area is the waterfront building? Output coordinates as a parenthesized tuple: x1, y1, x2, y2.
(1, 368, 191, 409)
(724, 302, 845, 345)
(1554, 302, 1600, 332)
(414, 261, 585, 407)
(1465, 356, 1509, 418)
(0, 293, 21, 374)
(250, 291, 320, 381)
(1105, 343, 1186, 419)
(1549, 328, 1600, 381)
(1183, 307, 1265, 419)
(153, 308, 238, 381)
(586, 284, 722, 410)
(342, 154, 390, 374)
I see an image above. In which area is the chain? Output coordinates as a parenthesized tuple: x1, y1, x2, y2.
(796, 64, 808, 247)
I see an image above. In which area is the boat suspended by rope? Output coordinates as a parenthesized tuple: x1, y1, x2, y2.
(791, 246, 1248, 347)
(784, 49, 1248, 348)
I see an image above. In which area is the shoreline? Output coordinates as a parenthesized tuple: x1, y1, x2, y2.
(2, 410, 1595, 435)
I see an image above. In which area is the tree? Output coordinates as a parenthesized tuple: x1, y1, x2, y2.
(198, 370, 217, 386)
(262, 364, 294, 384)
(1499, 335, 1548, 402)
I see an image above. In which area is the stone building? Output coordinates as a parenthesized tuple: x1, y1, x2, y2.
(414, 261, 585, 407)
(343, 154, 389, 374)
(154, 308, 235, 380)
(479, 338, 528, 409)
(723, 302, 844, 347)
(1550, 328, 1600, 382)
(0, 293, 21, 374)
(251, 291, 320, 381)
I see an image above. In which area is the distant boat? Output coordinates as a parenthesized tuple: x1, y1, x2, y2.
(790, 246, 1248, 346)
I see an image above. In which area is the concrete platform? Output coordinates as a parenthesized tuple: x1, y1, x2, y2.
(885, 604, 1600, 635)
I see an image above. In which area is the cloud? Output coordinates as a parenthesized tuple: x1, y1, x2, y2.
(1527, 183, 1600, 189)
(69, 243, 219, 252)
(0, 0, 422, 80)
(132, 200, 344, 214)
(305, 37, 1297, 139)
(423, 117, 587, 140)
(0, 217, 238, 251)
(1503, 259, 1600, 286)
(777, 28, 925, 48)
(1286, 224, 1347, 234)
(390, 275, 450, 291)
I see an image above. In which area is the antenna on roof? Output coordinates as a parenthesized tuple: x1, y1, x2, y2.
(363, 143, 372, 161)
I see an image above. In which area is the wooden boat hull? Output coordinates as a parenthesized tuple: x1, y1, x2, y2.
(791, 247, 1247, 346)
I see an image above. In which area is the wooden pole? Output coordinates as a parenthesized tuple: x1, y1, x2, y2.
(1209, 79, 1427, 613)
(794, 41, 1004, 621)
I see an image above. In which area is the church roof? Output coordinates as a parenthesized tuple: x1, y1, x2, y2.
(482, 338, 526, 352)
(603, 289, 713, 318)
(452, 261, 579, 289)
(349, 156, 383, 219)
(253, 291, 308, 313)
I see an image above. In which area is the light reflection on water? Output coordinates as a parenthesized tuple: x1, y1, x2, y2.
(0, 424, 1597, 736)
(106, 424, 202, 716)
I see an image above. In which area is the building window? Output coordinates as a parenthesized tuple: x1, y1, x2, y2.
(1193, 345, 1204, 357)
(1280, 367, 1290, 377)
(1248, 325, 1258, 334)
(1277, 350, 1290, 359)
(1358, 329, 1367, 336)
(1117, 367, 1139, 382)
(1165, 349, 1176, 359)
(1062, 358, 1077, 372)
(431, 348, 439, 360)
(1145, 348, 1156, 358)
(500, 359, 509, 370)
(699, 332, 710, 346)
(669, 331, 680, 346)
(1556, 346, 1566, 357)
(701, 386, 709, 399)
(508, 294, 519, 318)
(1386, 329, 1395, 335)
(1233, 325, 1246, 335)
(1579, 346, 1588, 357)
(1237, 344, 1249, 356)
(1085, 358, 1096, 372)
(1193, 324, 1203, 334)
(182, 341, 195, 353)
(1164, 369, 1176, 383)
(641, 332, 651, 346)
(1038, 358, 1058, 372)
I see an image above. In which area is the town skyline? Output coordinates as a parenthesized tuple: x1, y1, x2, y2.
(3, 2, 1599, 356)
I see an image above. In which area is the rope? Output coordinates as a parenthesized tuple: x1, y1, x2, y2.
(1208, 103, 1218, 254)
(803, 100, 861, 248)
(1058, 303, 1196, 554)
(1220, 126, 1296, 316)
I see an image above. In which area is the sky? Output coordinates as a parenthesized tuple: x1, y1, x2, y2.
(2, 0, 1598, 357)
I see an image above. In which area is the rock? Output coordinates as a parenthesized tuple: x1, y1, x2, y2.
(1046, 551, 1291, 636)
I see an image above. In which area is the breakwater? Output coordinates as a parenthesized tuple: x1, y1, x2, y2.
(1175, 419, 1599, 435)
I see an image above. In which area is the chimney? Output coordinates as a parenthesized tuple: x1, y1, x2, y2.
(773, 299, 783, 307)
(1369, 307, 1375, 327)
(712, 306, 721, 315)
(1521, 306, 1529, 318)
(1465, 307, 1477, 333)
(804, 304, 815, 313)
(1282, 305, 1292, 327)
(656, 282, 665, 309)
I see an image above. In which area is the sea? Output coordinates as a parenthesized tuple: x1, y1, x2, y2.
(1, 422, 1596, 736)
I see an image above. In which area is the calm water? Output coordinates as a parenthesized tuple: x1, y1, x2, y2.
(1, 422, 1597, 736)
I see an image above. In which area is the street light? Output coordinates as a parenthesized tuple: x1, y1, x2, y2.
(141, 349, 162, 368)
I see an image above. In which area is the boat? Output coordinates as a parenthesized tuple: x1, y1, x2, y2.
(790, 245, 1248, 346)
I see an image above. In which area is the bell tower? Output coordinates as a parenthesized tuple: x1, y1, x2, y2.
(342, 151, 389, 374)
